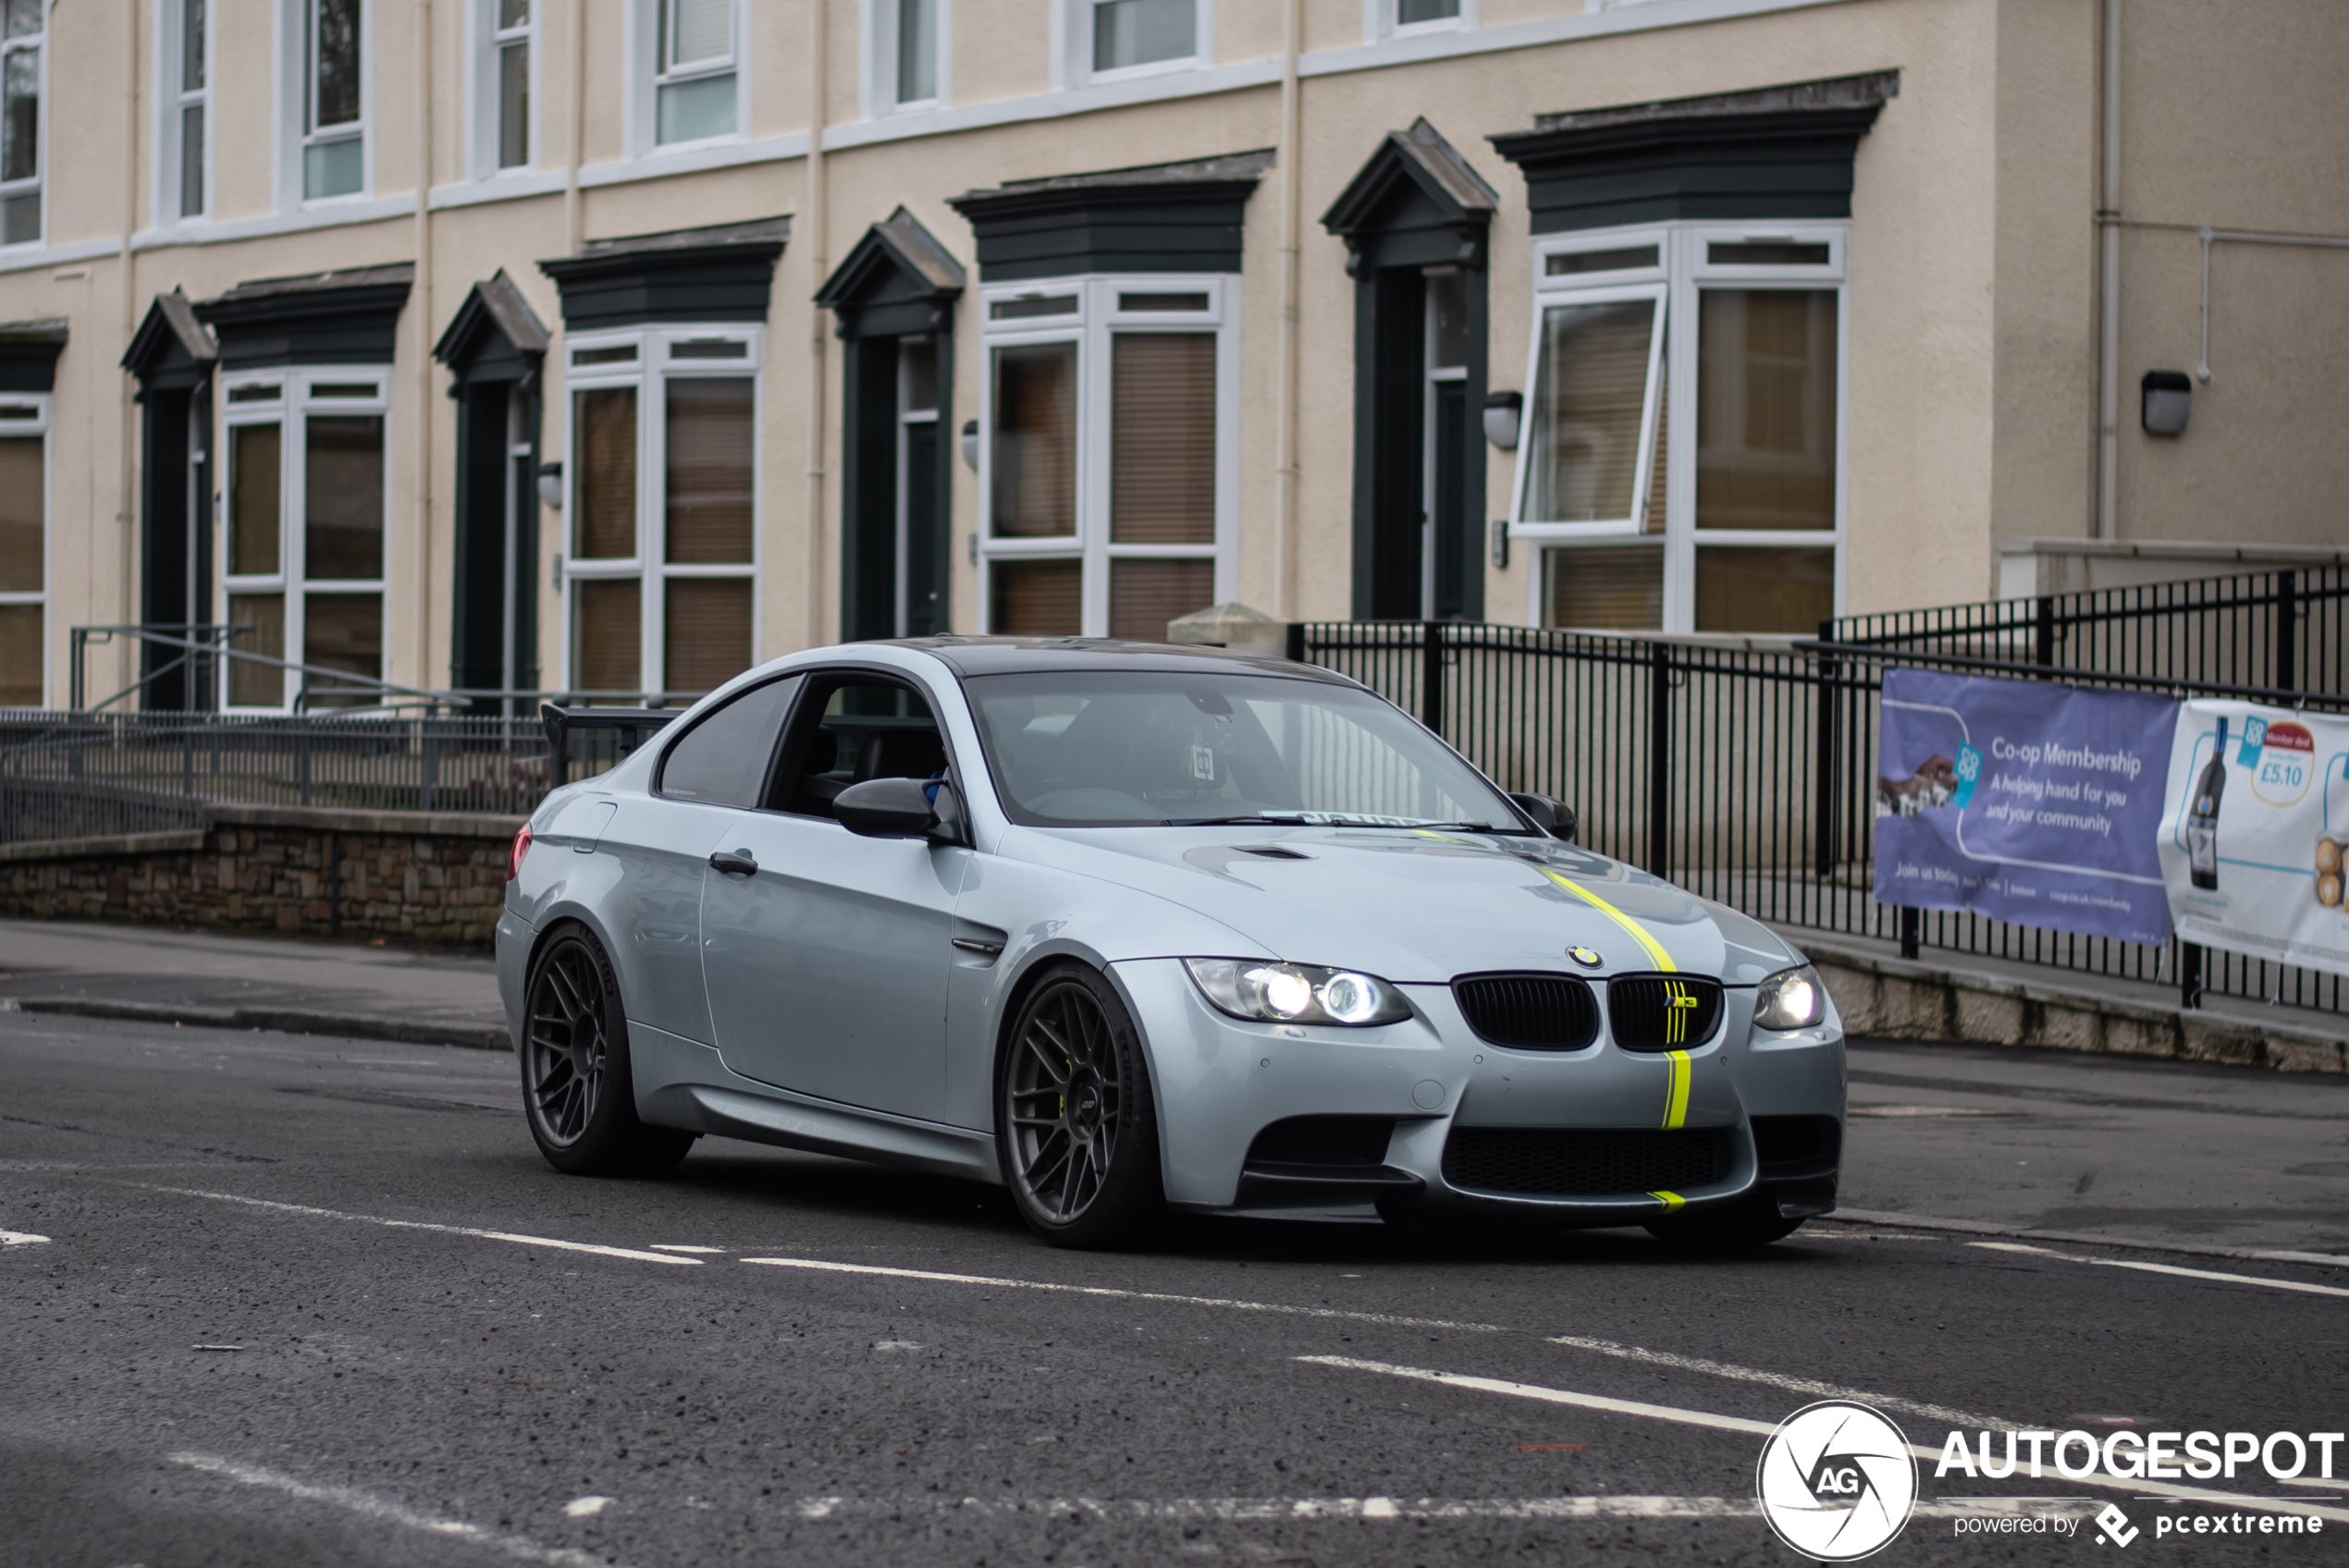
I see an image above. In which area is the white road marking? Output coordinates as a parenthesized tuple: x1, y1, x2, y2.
(2284, 1478, 2349, 1492)
(649, 1244, 728, 1254)
(0, 1229, 50, 1245)
(1544, 1334, 2013, 1432)
(1304, 1356, 2349, 1524)
(1971, 1242, 2349, 1300)
(561, 1496, 613, 1517)
(788, 1494, 2103, 1523)
(168, 1452, 609, 1567)
(142, 1187, 704, 1267)
(872, 1340, 923, 1351)
(738, 1256, 1507, 1334)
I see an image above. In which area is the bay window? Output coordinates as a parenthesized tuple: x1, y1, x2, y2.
(1513, 226, 1845, 634)
(979, 279, 1233, 639)
(0, 393, 46, 706)
(1, 0, 42, 247)
(219, 373, 389, 710)
(562, 327, 760, 698)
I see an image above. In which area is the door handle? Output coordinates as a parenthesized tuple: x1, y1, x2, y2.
(708, 850, 757, 876)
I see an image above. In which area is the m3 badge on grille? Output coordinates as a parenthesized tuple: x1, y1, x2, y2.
(1566, 947, 1603, 969)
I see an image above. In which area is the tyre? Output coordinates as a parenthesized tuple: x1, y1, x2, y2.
(522, 925, 696, 1177)
(1643, 1190, 1805, 1249)
(997, 962, 1164, 1248)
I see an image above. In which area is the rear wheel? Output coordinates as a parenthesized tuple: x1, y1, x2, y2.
(522, 925, 695, 1177)
(998, 962, 1163, 1249)
(1643, 1190, 1804, 1248)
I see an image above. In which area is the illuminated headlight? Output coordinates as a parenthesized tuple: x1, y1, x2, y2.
(1183, 960, 1412, 1026)
(1753, 964, 1826, 1031)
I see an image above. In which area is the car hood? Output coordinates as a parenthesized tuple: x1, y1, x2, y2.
(998, 823, 1803, 986)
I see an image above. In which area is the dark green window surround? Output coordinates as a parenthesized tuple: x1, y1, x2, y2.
(1322, 119, 1495, 623)
(945, 151, 1270, 283)
(1489, 71, 1897, 236)
(192, 266, 413, 369)
(538, 217, 790, 332)
(816, 208, 965, 643)
(122, 297, 212, 711)
(0, 316, 67, 392)
(434, 271, 551, 704)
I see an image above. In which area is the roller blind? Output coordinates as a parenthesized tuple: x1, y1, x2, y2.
(665, 377, 753, 564)
(572, 389, 636, 559)
(1110, 332, 1215, 545)
(1524, 299, 1656, 525)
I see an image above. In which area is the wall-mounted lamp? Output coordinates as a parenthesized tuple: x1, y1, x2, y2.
(961, 419, 980, 471)
(1482, 390, 1523, 451)
(535, 460, 565, 509)
(2141, 371, 2192, 436)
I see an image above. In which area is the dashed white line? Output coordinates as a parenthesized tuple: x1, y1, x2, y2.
(168, 1452, 610, 1566)
(1302, 1356, 2349, 1524)
(141, 1187, 705, 1267)
(1543, 1334, 2014, 1432)
(788, 1494, 2104, 1523)
(0, 1229, 50, 1246)
(738, 1255, 1507, 1334)
(1971, 1243, 2349, 1300)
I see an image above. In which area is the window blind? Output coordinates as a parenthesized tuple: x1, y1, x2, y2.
(991, 344, 1076, 538)
(572, 579, 640, 692)
(0, 435, 38, 593)
(572, 389, 636, 559)
(1109, 557, 1213, 643)
(229, 424, 281, 577)
(664, 577, 751, 695)
(990, 559, 1081, 636)
(1110, 332, 1215, 545)
(304, 416, 384, 581)
(1525, 299, 1655, 525)
(664, 377, 753, 564)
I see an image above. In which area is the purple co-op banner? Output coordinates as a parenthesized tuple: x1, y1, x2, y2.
(1874, 668, 2176, 946)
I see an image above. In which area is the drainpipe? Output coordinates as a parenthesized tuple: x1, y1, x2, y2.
(1271, 0, 1303, 620)
(118, 0, 141, 703)
(564, 0, 584, 254)
(414, 0, 437, 692)
(805, 0, 830, 650)
(2095, 0, 2121, 541)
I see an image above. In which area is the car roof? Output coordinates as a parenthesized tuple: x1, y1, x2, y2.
(874, 636, 1360, 684)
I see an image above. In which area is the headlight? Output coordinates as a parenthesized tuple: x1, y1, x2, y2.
(1753, 964, 1826, 1031)
(1183, 959, 1413, 1026)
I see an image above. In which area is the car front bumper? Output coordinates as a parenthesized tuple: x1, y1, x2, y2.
(1110, 957, 1844, 1227)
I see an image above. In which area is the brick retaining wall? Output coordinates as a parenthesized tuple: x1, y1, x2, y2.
(0, 804, 525, 949)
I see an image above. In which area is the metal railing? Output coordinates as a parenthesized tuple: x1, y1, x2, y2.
(1291, 567, 2349, 1019)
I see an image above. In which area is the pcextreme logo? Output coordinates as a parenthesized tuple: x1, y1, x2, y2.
(2096, 1503, 2141, 1547)
(1756, 1402, 1920, 1562)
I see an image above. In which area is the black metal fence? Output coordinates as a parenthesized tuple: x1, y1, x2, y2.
(1293, 567, 2349, 1018)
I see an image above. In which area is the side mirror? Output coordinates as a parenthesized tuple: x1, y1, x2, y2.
(836, 776, 965, 843)
(1508, 791, 1576, 842)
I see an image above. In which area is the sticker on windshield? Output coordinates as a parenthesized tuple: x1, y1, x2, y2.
(1189, 744, 1216, 783)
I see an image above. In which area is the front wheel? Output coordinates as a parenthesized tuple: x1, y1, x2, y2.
(998, 962, 1163, 1249)
(1643, 1190, 1804, 1249)
(522, 925, 696, 1177)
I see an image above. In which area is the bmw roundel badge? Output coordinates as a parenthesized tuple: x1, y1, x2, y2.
(1567, 946, 1603, 969)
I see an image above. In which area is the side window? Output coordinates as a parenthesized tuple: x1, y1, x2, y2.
(655, 674, 800, 806)
(775, 677, 947, 820)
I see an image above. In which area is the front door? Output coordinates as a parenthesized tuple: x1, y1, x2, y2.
(699, 673, 965, 1122)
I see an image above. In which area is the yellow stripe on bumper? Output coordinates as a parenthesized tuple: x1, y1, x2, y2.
(1658, 1049, 1691, 1130)
(1649, 1190, 1686, 1211)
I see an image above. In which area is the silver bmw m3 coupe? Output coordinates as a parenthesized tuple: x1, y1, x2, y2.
(498, 639, 1844, 1249)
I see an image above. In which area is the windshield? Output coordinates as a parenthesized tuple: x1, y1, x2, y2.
(964, 670, 1525, 830)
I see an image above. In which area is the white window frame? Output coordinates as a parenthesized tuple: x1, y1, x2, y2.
(1511, 221, 1849, 633)
(976, 275, 1238, 638)
(893, 335, 940, 636)
(0, 0, 48, 249)
(0, 392, 51, 705)
(277, 0, 373, 209)
(468, 0, 540, 178)
(865, 0, 951, 118)
(156, 0, 212, 225)
(215, 369, 395, 714)
(1056, 0, 1211, 90)
(628, 0, 747, 154)
(1365, 0, 1474, 43)
(559, 324, 765, 698)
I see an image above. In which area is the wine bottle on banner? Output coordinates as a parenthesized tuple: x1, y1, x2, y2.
(2186, 717, 2229, 891)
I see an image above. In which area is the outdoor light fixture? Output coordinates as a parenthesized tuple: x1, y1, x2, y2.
(961, 418, 979, 470)
(2142, 371, 2192, 436)
(535, 460, 565, 509)
(1482, 389, 1523, 450)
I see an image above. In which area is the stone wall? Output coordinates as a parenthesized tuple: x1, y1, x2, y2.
(0, 804, 525, 949)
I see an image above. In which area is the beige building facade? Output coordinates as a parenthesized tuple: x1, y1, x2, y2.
(0, 0, 2340, 711)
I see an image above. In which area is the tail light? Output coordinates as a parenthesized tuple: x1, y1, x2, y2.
(507, 825, 534, 882)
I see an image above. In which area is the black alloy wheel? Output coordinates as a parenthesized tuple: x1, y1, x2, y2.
(522, 925, 695, 1177)
(999, 962, 1162, 1248)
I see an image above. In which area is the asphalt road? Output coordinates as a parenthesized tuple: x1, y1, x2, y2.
(5, 1011, 2347, 1567)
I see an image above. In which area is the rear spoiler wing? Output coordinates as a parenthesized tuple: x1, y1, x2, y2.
(539, 704, 687, 783)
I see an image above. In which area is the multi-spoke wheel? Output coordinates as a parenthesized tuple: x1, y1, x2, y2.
(998, 962, 1162, 1248)
(522, 925, 695, 1177)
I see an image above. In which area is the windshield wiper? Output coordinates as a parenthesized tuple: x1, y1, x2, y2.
(1168, 815, 1513, 831)
(1166, 815, 1311, 827)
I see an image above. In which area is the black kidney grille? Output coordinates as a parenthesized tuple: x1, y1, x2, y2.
(1452, 974, 1599, 1050)
(1442, 1126, 1733, 1197)
(1605, 974, 1725, 1051)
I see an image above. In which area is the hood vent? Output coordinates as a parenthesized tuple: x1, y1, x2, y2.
(1453, 973, 1599, 1051)
(1238, 845, 1310, 859)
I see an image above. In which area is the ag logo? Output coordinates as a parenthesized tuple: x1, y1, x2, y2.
(1755, 1401, 1918, 1562)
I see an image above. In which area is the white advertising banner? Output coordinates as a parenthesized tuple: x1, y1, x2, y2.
(2158, 700, 2349, 978)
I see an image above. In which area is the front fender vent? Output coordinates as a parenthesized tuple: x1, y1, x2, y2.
(1605, 974, 1725, 1051)
(1452, 973, 1600, 1051)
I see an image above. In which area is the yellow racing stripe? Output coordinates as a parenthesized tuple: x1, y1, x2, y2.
(1658, 1049, 1691, 1130)
(1649, 1190, 1687, 1212)
(1534, 867, 1677, 973)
